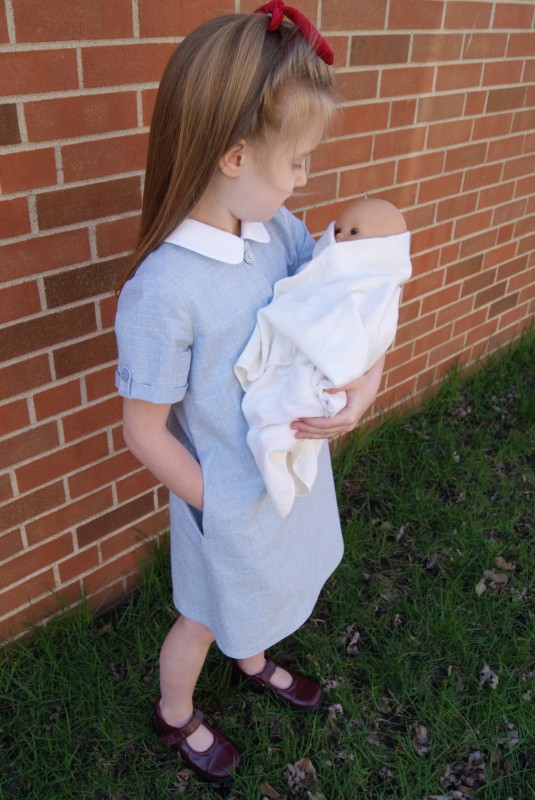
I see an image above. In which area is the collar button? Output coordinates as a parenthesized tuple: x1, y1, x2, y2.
(244, 251, 254, 264)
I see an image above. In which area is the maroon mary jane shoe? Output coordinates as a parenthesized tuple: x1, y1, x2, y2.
(153, 699, 241, 783)
(232, 658, 323, 711)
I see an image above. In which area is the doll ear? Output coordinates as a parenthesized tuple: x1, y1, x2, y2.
(219, 139, 247, 177)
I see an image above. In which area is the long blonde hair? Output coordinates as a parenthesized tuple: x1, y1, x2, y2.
(118, 12, 335, 291)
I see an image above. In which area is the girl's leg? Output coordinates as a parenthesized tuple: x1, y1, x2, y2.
(159, 614, 216, 751)
(236, 651, 293, 690)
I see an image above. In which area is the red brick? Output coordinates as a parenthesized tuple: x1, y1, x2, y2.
(0, 589, 79, 641)
(403, 269, 445, 306)
(57, 546, 100, 584)
(82, 550, 140, 598)
(0, 104, 20, 146)
(37, 177, 141, 230)
(411, 249, 441, 277)
(437, 296, 474, 327)
(82, 43, 176, 89)
(403, 203, 436, 235)
(44, 259, 123, 309)
(69, 449, 138, 498)
(460, 229, 498, 259)
(396, 151, 444, 184)
(497, 254, 529, 282)
(98, 294, 118, 330)
(503, 154, 535, 181)
(475, 281, 507, 309)
(0, 148, 56, 194)
(515, 175, 535, 201)
(380, 66, 434, 97)
(311, 135, 372, 172)
(412, 323, 453, 356)
(412, 34, 463, 62)
(463, 33, 507, 60)
(488, 292, 520, 319)
(518, 232, 535, 256)
(496, 222, 515, 246)
(464, 162, 503, 191)
(335, 71, 378, 103)
(142, 88, 158, 127)
(76, 492, 154, 548)
(474, 112, 514, 142)
(62, 134, 148, 183)
(0, 229, 91, 283)
(322, 0, 386, 30)
(390, 99, 417, 127)
(2, 534, 72, 587)
(483, 60, 524, 88)
(388, 0, 444, 29)
(452, 307, 486, 336)
(494, 3, 534, 28)
(26, 487, 113, 545)
(0, 421, 58, 472)
(427, 119, 472, 149)
(100, 524, 150, 561)
(0, 281, 41, 325)
(0, 473, 12, 504)
(373, 183, 418, 210)
(0, 3, 8, 42)
(63, 396, 122, 443)
(445, 143, 487, 172)
(444, 1, 492, 28)
(332, 102, 389, 138)
(350, 35, 409, 66)
(387, 353, 429, 389)
(418, 172, 463, 204)
(418, 93, 465, 123)
(0, 569, 56, 618)
(478, 181, 515, 211)
(25, 92, 138, 143)
(464, 87, 490, 116)
(373, 127, 426, 159)
(0, 197, 30, 238)
(12, 0, 133, 41)
(422, 284, 461, 315)
(96, 215, 140, 259)
(492, 198, 527, 227)
(440, 242, 461, 267)
(437, 191, 478, 223)
(0, 49, 77, 96)
(53, 331, 117, 380)
(116, 469, 159, 504)
(488, 134, 526, 163)
(324, 34, 349, 66)
(436, 63, 483, 91)
(0, 398, 30, 437)
(33, 379, 82, 421)
(339, 161, 395, 197)
(84, 366, 116, 401)
(514, 215, 535, 239)
(510, 265, 535, 293)
(0, 305, 96, 363)
(512, 109, 535, 133)
(507, 33, 535, 58)
(446, 254, 484, 285)
(138, 0, 234, 36)
(16, 432, 109, 494)
(411, 222, 454, 255)
(0, 529, 23, 562)
(0, 356, 51, 403)
(486, 87, 527, 114)
(454, 210, 492, 240)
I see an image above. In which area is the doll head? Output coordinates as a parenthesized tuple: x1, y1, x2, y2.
(334, 198, 407, 242)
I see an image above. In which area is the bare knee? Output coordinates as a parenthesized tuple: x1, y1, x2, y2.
(177, 614, 216, 645)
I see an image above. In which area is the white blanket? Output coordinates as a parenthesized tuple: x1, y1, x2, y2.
(234, 223, 412, 517)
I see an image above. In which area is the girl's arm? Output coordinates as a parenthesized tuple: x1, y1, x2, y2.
(122, 398, 204, 510)
(290, 354, 385, 440)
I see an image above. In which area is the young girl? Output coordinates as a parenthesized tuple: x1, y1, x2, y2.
(115, 2, 385, 783)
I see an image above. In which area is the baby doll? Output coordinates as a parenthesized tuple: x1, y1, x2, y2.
(234, 197, 412, 517)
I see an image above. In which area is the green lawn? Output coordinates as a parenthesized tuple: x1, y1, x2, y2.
(1, 331, 533, 800)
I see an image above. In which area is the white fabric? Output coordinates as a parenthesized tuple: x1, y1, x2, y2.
(234, 223, 412, 517)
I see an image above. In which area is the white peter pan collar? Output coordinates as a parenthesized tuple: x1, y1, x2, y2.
(164, 218, 270, 264)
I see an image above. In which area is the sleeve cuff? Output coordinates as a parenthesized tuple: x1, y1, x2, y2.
(115, 367, 187, 404)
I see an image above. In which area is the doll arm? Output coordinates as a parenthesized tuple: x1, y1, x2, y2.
(290, 354, 385, 440)
(122, 398, 204, 510)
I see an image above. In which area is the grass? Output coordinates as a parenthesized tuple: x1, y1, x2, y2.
(1, 331, 534, 800)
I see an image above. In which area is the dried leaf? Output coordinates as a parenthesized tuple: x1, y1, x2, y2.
(495, 556, 515, 571)
(483, 569, 509, 584)
(327, 703, 344, 727)
(475, 579, 487, 597)
(259, 782, 283, 799)
(286, 757, 317, 790)
(413, 722, 430, 756)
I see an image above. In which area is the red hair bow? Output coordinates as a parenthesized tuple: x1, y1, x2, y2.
(255, 0, 334, 65)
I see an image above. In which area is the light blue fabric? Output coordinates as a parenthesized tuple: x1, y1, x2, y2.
(115, 206, 343, 658)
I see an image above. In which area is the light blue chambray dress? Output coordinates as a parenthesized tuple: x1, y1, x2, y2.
(115, 206, 343, 658)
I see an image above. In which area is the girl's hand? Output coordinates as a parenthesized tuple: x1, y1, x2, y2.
(290, 354, 385, 440)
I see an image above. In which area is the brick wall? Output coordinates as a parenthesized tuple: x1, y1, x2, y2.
(0, 0, 533, 640)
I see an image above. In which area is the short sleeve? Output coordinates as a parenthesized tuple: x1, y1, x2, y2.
(279, 206, 315, 277)
(115, 267, 193, 404)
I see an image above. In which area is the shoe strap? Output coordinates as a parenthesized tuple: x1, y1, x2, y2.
(160, 708, 205, 747)
(255, 658, 278, 684)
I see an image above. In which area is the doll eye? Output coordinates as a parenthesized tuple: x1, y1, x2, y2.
(350, 228, 359, 236)
(334, 228, 341, 236)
